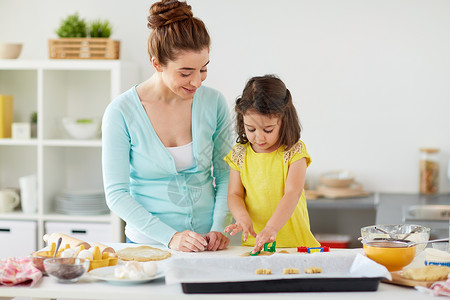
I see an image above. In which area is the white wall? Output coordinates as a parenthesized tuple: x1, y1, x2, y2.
(1, 0, 449, 193)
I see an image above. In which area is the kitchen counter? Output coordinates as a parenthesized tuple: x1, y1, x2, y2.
(308, 192, 450, 246)
(0, 245, 439, 300)
(376, 193, 450, 239)
(307, 194, 378, 247)
(0, 277, 437, 300)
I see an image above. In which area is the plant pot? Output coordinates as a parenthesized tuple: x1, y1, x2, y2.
(48, 38, 120, 60)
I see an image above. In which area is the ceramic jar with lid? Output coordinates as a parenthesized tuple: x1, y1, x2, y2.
(419, 148, 440, 195)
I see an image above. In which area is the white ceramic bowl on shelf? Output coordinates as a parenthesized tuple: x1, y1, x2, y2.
(0, 43, 23, 59)
(62, 117, 101, 140)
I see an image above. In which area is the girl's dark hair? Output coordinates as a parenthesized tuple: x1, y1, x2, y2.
(147, 0, 210, 65)
(235, 74, 301, 150)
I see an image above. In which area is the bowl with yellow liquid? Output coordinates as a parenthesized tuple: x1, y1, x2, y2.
(362, 240, 416, 272)
(361, 224, 430, 257)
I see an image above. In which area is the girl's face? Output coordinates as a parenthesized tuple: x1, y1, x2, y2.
(243, 110, 281, 153)
(158, 47, 209, 100)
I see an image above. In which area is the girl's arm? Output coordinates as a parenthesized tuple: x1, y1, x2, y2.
(252, 157, 307, 252)
(224, 168, 256, 241)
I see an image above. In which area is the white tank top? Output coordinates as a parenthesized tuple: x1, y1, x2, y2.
(166, 141, 195, 171)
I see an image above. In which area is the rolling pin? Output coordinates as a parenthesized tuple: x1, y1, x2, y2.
(90, 242, 117, 256)
(43, 232, 91, 249)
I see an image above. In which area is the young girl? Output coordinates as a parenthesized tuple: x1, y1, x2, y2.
(224, 74, 320, 253)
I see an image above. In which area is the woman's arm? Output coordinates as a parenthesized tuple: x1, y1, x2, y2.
(102, 102, 179, 245)
(210, 94, 233, 231)
(224, 169, 256, 241)
(252, 158, 307, 253)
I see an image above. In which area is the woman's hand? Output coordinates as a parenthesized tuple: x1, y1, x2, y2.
(168, 230, 208, 252)
(252, 226, 277, 254)
(224, 221, 256, 242)
(204, 231, 230, 251)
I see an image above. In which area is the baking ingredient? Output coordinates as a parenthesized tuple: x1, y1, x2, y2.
(363, 242, 415, 272)
(51, 264, 86, 280)
(142, 261, 157, 277)
(304, 267, 322, 274)
(255, 268, 272, 275)
(419, 148, 439, 195)
(114, 261, 158, 279)
(60, 248, 77, 258)
(78, 249, 93, 260)
(403, 265, 450, 281)
(283, 268, 299, 274)
(117, 245, 171, 261)
(44, 257, 89, 282)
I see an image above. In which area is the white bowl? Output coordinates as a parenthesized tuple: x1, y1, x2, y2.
(0, 43, 23, 59)
(63, 117, 100, 139)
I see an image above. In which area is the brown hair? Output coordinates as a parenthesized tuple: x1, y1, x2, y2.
(235, 74, 301, 151)
(147, 0, 210, 66)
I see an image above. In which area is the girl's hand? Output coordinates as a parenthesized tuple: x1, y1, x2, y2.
(168, 230, 208, 252)
(224, 222, 256, 242)
(252, 226, 277, 254)
(204, 231, 230, 251)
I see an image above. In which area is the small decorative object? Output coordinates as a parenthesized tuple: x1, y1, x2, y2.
(12, 122, 31, 139)
(0, 43, 23, 59)
(0, 94, 13, 138)
(49, 13, 120, 60)
(30, 111, 37, 138)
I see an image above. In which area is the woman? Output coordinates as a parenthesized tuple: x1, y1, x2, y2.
(102, 0, 232, 252)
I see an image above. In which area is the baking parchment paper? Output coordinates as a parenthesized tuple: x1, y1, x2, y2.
(164, 250, 391, 285)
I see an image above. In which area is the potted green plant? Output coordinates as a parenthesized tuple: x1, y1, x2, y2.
(55, 12, 87, 38)
(30, 111, 37, 138)
(49, 13, 120, 60)
(89, 20, 112, 38)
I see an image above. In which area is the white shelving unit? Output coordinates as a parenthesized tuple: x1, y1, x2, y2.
(0, 59, 138, 251)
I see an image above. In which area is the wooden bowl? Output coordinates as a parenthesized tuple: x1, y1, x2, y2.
(319, 170, 355, 188)
(0, 43, 23, 59)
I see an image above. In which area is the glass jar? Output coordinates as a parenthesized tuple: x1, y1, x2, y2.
(419, 148, 440, 195)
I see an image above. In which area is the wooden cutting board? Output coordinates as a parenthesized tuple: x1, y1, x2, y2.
(382, 271, 435, 288)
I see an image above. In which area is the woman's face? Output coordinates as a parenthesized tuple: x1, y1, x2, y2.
(160, 47, 209, 100)
(243, 110, 281, 153)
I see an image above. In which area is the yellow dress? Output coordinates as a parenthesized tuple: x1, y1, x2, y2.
(224, 140, 320, 248)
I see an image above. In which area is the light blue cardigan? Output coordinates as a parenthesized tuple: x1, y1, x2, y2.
(102, 85, 232, 246)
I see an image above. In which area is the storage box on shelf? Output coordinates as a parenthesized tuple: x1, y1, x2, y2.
(48, 38, 120, 60)
(0, 60, 137, 249)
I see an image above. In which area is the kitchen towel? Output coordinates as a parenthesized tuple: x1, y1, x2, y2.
(0, 257, 42, 286)
(416, 276, 450, 297)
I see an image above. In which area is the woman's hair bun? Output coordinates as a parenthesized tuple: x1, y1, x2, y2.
(147, 0, 194, 30)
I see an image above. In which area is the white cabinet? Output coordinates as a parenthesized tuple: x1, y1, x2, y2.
(0, 220, 36, 257)
(45, 221, 112, 244)
(0, 59, 138, 251)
